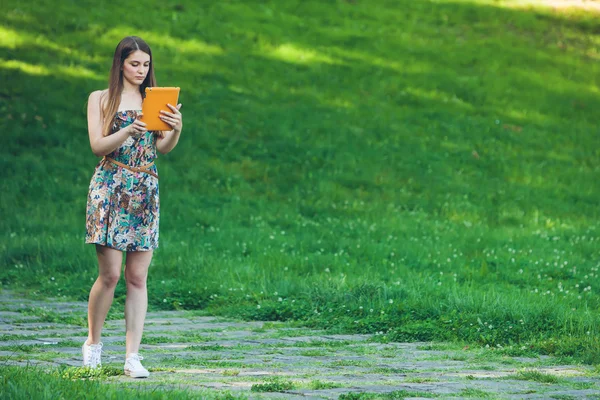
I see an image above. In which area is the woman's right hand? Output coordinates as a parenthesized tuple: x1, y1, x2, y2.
(127, 115, 147, 137)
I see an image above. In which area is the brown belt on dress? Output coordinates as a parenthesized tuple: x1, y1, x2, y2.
(103, 156, 159, 180)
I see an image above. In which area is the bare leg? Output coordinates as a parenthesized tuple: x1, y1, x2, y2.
(87, 245, 122, 344)
(124, 250, 153, 355)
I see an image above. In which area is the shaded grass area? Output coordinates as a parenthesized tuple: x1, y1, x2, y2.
(1, 0, 600, 366)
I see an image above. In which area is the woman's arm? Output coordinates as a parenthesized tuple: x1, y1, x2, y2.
(156, 103, 183, 155)
(87, 91, 145, 157)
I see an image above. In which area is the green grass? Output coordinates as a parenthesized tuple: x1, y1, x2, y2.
(405, 377, 439, 383)
(309, 379, 343, 389)
(222, 369, 241, 376)
(250, 378, 296, 392)
(58, 366, 122, 379)
(187, 344, 226, 351)
(0, 366, 246, 400)
(152, 354, 275, 369)
(300, 349, 330, 357)
(458, 388, 494, 398)
(509, 369, 562, 384)
(339, 391, 438, 399)
(2, 0, 600, 369)
(19, 306, 87, 326)
(328, 359, 375, 368)
(371, 367, 411, 374)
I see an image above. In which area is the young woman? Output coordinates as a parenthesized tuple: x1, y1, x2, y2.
(83, 36, 183, 378)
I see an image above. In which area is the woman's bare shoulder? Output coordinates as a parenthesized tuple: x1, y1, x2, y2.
(88, 89, 109, 111)
(89, 89, 108, 101)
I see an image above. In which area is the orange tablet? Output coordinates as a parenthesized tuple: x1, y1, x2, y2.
(140, 87, 180, 131)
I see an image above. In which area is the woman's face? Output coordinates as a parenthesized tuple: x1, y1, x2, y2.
(122, 50, 150, 87)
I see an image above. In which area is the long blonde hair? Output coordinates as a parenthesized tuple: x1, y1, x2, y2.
(101, 36, 157, 136)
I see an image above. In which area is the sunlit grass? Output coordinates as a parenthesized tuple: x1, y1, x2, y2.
(0, 26, 24, 48)
(265, 43, 340, 65)
(0, 59, 49, 75)
(474, 0, 600, 13)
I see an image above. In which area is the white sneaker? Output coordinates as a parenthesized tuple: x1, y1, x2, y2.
(124, 353, 150, 378)
(82, 341, 103, 368)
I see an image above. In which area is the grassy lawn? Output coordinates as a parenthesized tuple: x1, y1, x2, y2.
(0, 365, 244, 399)
(1, 0, 600, 380)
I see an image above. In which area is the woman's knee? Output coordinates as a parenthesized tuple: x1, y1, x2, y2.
(125, 270, 147, 289)
(95, 245, 123, 289)
(124, 251, 152, 290)
(99, 271, 121, 288)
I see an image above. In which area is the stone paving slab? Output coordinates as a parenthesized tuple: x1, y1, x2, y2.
(1, 289, 600, 399)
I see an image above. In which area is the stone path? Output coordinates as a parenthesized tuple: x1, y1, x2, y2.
(1, 290, 599, 399)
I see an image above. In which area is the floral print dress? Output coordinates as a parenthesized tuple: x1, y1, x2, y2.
(85, 110, 159, 251)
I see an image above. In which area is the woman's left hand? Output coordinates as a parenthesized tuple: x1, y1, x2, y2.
(160, 104, 183, 133)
